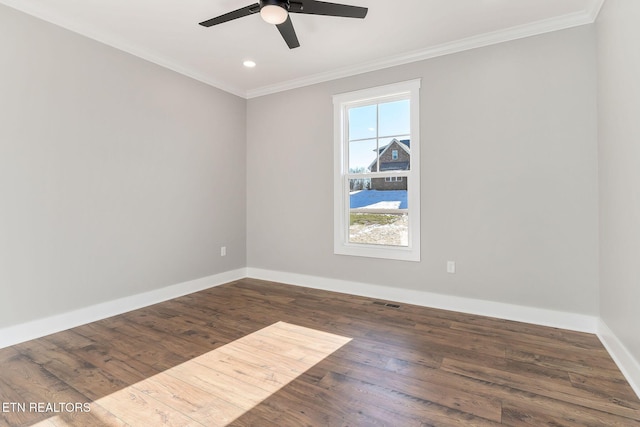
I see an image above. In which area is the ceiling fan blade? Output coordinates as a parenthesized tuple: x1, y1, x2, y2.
(276, 15, 300, 49)
(199, 3, 260, 27)
(290, 0, 368, 19)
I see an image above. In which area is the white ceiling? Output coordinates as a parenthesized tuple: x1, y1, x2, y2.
(1, 0, 603, 98)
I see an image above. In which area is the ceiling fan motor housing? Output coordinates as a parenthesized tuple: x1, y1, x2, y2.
(260, 0, 291, 12)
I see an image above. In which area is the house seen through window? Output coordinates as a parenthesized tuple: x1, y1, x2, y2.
(333, 79, 421, 261)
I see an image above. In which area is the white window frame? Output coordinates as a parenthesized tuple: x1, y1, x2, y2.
(392, 149, 399, 160)
(333, 79, 421, 261)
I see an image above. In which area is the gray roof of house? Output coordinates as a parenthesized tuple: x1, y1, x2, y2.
(376, 139, 410, 153)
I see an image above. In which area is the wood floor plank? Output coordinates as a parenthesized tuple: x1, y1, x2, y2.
(275, 378, 423, 427)
(132, 372, 243, 425)
(16, 339, 126, 401)
(216, 341, 314, 377)
(315, 370, 501, 427)
(42, 402, 129, 427)
(0, 347, 21, 364)
(233, 374, 400, 427)
(506, 346, 624, 378)
(569, 371, 640, 403)
(165, 361, 269, 414)
(0, 352, 79, 406)
(74, 322, 191, 372)
(311, 352, 504, 422)
(0, 378, 44, 427)
(413, 323, 508, 359)
(441, 357, 640, 420)
(448, 318, 607, 350)
(501, 395, 640, 427)
(1, 278, 639, 427)
(194, 349, 296, 390)
(96, 387, 203, 427)
(0, 354, 115, 427)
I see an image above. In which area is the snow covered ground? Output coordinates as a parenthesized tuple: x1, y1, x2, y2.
(348, 190, 409, 245)
(350, 190, 408, 209)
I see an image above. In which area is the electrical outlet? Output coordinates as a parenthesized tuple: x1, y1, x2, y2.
(221, 246, 227, 257)
(447, 261, 456, 274)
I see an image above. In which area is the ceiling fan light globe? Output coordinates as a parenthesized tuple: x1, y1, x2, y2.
(261, 4, 288, 25)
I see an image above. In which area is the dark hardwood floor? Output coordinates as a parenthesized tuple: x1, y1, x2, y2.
(0, 278, 639, 426)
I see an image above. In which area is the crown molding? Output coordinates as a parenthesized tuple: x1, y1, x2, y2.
(588, 0, 607, 21)
(0, 0, 246, 98)
(1, 0, 603, 100)
(246, 5, 602, 98)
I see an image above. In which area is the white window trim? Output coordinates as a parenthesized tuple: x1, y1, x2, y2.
(333, 79, 421, 262)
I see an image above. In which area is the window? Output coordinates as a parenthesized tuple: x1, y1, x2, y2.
(333, 79, 421, 261)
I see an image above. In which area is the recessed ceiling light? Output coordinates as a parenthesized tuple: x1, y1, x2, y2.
(243, 60, 257, 68)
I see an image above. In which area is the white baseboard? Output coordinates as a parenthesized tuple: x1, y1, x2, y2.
(246, 268, 640, 399)
(597, 319, 640, 400)
(246, 268, 598, 333)
(3, 266, 637, 400)
(0, 268, 247, 349)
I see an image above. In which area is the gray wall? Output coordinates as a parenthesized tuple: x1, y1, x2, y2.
(247, 26, 599, 315)
(0, 2, 605, 331)
(0, 4, 247, 328)
(597, 1, 640, 363)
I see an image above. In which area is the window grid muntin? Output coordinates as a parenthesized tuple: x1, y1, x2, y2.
(346, 96, 411, 177)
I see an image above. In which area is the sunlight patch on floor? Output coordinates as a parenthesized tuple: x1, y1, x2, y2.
(31, 321, 352, 426)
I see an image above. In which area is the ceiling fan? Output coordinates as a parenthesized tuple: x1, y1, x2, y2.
(199, 0, 368, 49)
